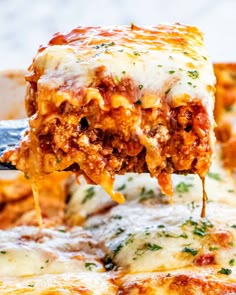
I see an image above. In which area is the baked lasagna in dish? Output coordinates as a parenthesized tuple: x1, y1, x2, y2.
(0, 63, 235, 294)
(2, 24, 215, 202)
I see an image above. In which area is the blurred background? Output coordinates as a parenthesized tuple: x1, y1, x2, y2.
(1, 0, 236, 70)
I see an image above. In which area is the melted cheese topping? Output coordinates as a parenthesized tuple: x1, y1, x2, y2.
(0, 226, 104, 276)
(35, 24, 215, 121)
(85, 201, 236, 273)
(0, 272, 117, 294)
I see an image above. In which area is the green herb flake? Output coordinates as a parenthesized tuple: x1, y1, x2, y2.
(45, 259, 49, 264)
(134, 51, 141, 56)
(128, 176, 133, 182)
(228, 189, 235, 193)
(115, 227, 125, 235)
(187, 70, 199, 79)
(0, 251, 6, 254)
(139, 84, 144, 90)
(218, 267, 232, 275)
(176, 182, 193, 193)
(209, 246, 219, 251)
(145, 243, 162, 251)
(117, 184, 126, 191)
(182, 247, 198, 256)
(139, 187, 155, 202)
(165, 88, 171, 95)
(58, 229, 66, 233)
(114, 76, 120, 83)
(207, 172, 221, 181)
(169, 70, 175, 74)
(229, 259, 235, 266)
(135, 99, 142, 105)
(81, 187, 95, 204)
(122, 70, 126, 74)
(111, 215, 122, 220)
(231, 225, 236, 228)
(157, 224, 165, 228)
(85, 262, 97, 271)
(28, 284, 34, 288)
(193, 227, 207, 237)
(187, 82, 192, 86)
(179, 233, 188, 239)
(157, 64, 163, 67)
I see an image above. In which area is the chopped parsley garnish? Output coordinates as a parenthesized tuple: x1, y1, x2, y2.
(165, 88, 171, 95)
(193, 227, 207, 237)
(0, 251, 6, 254)
(157, 224, 165, 228)
(207, 172, 221, 181)
(218, 267, 232, 275)
(139, 187, 155, 202)
(113, 243, 124, 257)
(58, 229, 66, 233)
(182, 217, 213, 238)
(231, 225, 236, 228)
(187, 70, 199, 79)
(139, 84, 144, 90)
(111, 214, 122, 220)
(122, 70, 126, 74)
(209, 246, 219, 251)
(135, 99, 142, 105)
(187, 81, 192, 86)
(169, 70, 175, 74)
(133, 51, 141, 56)
(113, 234, 134, 257)
(128, 176, 133, 182)
(115, 227, 125, 235)
(81, 187, 95, 204)
(117, 184, 126, 191)
(94, 41, 115, 49)
(45, 259, 49, 263)
(176, 182, 193, 193)
(28, 284, 34, 288)
(114, 76, 120, 83)
(85, 262, 97, 271)
(229, 259, 235, 266)
(145, 243, 162, 251)
(157, 64, 163, 67)
(182, 247, 198, 256)
(228, 189, 235, 193)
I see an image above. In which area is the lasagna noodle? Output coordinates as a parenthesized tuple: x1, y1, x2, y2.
(2, 24, 216, 201)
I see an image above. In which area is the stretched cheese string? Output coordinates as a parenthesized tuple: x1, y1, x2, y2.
(200, 176, 207, 218)
(31, 177, 43, 227)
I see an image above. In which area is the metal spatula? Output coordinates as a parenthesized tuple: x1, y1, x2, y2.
(0, 119, 28, 170)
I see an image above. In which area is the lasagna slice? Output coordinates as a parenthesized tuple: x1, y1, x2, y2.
(3, 24, 215, 201)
